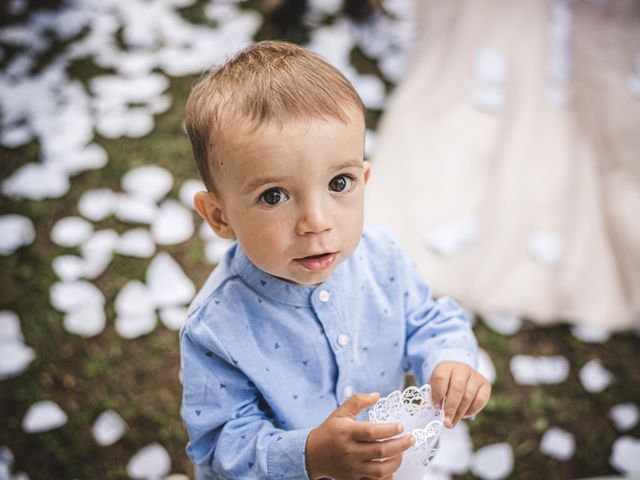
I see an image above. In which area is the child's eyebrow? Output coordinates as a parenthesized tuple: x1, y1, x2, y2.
(243, 159, 363, 194)
(243, 176, 285, 194)
(333, 159, 365, 171)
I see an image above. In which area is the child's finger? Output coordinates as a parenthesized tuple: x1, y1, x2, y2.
(442, 367, 471, 428)
(359, 452, 404, 478)
(333, 392, 380, 419)
(351, 421, 404, 442)
(429, 363, 453, 408)
(354, 432, 414, 460)
(464, 383, 492, 418)
(451, 376, 485, 426)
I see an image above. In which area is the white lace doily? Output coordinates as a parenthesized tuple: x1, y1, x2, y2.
(368, 384, 444, 467)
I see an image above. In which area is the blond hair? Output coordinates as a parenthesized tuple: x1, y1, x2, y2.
(185, 40, 365, 192)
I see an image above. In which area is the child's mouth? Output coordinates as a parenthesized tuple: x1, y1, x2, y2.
(295, 252, 337, 271)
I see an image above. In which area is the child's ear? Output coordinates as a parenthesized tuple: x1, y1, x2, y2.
(363, 160, 371, 184)
(194, 191, 236, 240)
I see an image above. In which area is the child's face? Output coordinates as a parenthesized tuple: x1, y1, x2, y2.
(197, 108, 369, 286)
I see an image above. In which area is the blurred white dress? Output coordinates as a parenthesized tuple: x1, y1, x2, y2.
(365, 0, 640, 330)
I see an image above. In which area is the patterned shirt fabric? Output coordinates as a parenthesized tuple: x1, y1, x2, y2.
(180, 224, 478, 479)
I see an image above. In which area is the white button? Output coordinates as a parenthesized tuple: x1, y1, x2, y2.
(337, 334, 350, 346)
(318, 290, 330, 302)
(343, 385, 354, 397)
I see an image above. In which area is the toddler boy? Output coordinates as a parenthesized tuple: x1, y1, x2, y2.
(181, 40, 490, 479)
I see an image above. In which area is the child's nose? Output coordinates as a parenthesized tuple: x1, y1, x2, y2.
(295, 199, 332, 236)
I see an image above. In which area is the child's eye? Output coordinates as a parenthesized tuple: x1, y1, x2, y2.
(328, 175, 353, 192)
(259, 188, 288, 206)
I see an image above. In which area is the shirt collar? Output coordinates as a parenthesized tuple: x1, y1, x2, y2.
(231, 245, 343, 307)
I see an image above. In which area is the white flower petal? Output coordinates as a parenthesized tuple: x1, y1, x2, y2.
(0, 342, 35, 380)
(78, 188, 117, 222)
(470, 443, 514, 480)
(115, 313, 157, 339)
(115, 194, 158, 224)
(92, 410, 126, 446)
(151, 199, 194, 245)
(50, 280, 105, 313)
(22, 401, 68, 433)
(540, 427, 574, 461)
(121, 165, 173, 202)
(63, 303, 106, 337)
(422, 217, 479, 257)
(610, 436, 640, 476)
(52, 254, 87, 281)
(126, 443, 171, 480)
(179, 179, 205, 210)
(115, 280, 155, 317)
(510, 355, 569, 385)
(528, 231, 564, 268)
(116, 228, 156, 258)
(159, 306, 187, 331)
(482, 312, 522, 336)
(579, 359, 612, 393)
(610, 403, 639, 432)
(146, 252, 195, 308)
(0, 214, 35, 255)
(50, 216, 94, 248)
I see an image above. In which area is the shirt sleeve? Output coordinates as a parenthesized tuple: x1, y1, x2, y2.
(181, 322, 312, 480)
(398, 247, 478, 386)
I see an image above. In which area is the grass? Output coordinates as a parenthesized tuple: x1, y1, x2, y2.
(1, 3, 639, 479)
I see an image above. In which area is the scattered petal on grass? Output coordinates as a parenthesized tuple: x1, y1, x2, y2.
(63, 303, 106, 338)
(50, 216, 94, 248)
(205, 238, 234, 264)
(22, 401, 68, 433)
(126, 443, 171, 480)
(81, 229, 119, 279)
(470, 443, 513, 480)
(0, 214, 35, 255)
(116, 228, 156, 258)
(115, 280, 155, 316)
(510, 355, 570, 385)
(477, 348, 496, 384)
(179, 179, 205, 210)
(528, 231, 564, 267)
(146, 252, 195, 308)
(610, 403, 639, 432)
(571, 324, 611, 343)
(482, 311, 522, 336)
(115, 313, 157, 339)
(52, 254, 86, 281)
(151, 199, 194, 245)
(0, 342, 35, 380)
(78, 188, 118, 222)
(610, 436, 640, 476)
(121, 165, 173, 202)
(422, 217, 479, 257)
(0, 311, 22, 342)
(198, 221, 217, 242)
(540, 427, 574, 461)
(115, 194, 158, 224)
(1, 162, 69, 200)
(92, 410, 126, 446)
(431, 421, 473, 475)
(579, 359, 612, 393)
(159, 306, 187, 331)
(50, 280, 105, 313)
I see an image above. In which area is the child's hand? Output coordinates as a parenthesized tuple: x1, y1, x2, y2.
(429, 361, 491, 428)
(305, 392, 414, 480)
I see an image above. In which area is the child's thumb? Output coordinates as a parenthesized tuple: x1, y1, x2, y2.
(334, 392, 380, 419)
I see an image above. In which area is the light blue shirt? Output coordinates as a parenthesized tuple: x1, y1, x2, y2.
(180, 224, 478, 479)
